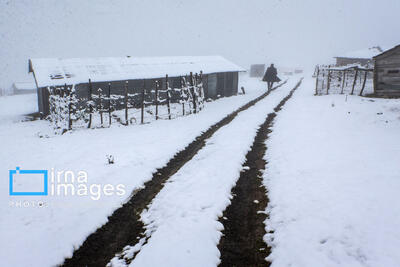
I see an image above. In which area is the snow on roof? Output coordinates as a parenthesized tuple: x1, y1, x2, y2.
(325, 63, 373, 71)
(373, 45, 400, 58)
(29, 56, 245, 88)
(337, 46, 387, 59)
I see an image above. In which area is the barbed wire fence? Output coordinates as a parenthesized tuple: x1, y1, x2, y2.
(47, 72, 205, 134)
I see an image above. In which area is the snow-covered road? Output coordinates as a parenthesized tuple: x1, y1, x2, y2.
(108, 78, 302, 267)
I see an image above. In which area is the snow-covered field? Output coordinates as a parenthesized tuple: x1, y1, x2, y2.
(0, 74, 275, 267)
(0, 93, 37, 123)
(264, 77, 400, 267)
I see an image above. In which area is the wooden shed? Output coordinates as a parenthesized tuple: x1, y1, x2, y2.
(29, 56, 245, 116)
(373, 45, 400, 97)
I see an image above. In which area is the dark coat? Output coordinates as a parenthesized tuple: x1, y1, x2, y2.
(263, 66, 281, 82)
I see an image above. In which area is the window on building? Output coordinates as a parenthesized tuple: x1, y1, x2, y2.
(387, 69, 399, 74)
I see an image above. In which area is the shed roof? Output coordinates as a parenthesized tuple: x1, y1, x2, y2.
(335, 46, 386, 59)
(29, 56, 245, 88)
(373, 45, 400, 59)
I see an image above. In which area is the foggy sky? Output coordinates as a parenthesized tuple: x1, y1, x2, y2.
(1, 0, 399, 89)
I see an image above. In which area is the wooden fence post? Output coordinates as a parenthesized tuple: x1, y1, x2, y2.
(180, 76, 185, 116)
(190, 72, 197, 114)
(65, 83, 72, 130)
(155, 80, 159, 120)
(98, 88, 103, 127)
(186, 75, 191, 114)
(359, 71, 368, 96)
(340, 70, 346, 94)
(326, 70, 331, 95)
(350, 68, 359, 95)
(141, 79, 145, 124)
(88, 79, 93, 128)
(315, 67, 320, 95)
(166, 74, 171, 120)
(108, 83, 112, 126)
(195, 73, 202, 111)
(124, 81, 128, 125)
(200, 71, 204, 110)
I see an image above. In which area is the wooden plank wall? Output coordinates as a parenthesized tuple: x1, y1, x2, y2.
(375, 47, 400, 96)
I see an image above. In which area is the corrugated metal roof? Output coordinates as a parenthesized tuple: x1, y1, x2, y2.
(29, 56, 245, 87)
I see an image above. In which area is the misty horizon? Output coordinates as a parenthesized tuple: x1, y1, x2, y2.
(1, 0, 400, 89)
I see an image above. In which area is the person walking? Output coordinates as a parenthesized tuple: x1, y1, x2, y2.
(262, 64, 280, 90)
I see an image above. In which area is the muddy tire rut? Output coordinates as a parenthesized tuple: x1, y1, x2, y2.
(218, 79, 302, 267)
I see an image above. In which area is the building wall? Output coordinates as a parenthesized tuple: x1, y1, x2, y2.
(249, 64, 265, 77)
(14, 89, 36, 95)
(37, 71, 239, 115)
(336, 57, 371, 67)
(374, 48, 400, 97)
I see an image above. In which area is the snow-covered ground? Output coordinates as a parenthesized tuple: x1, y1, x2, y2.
(2, 74, 399, 267)
(0, 93, 37, 123)
(264, 77, 400, 267)
(0, 74, 275, 267)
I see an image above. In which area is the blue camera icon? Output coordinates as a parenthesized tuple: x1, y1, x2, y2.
(9, 167, 48, 196)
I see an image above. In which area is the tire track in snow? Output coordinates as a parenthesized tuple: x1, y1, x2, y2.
(107, 79, 301, 267)
(61, 81, 287, 267)
(217, 79, 302, 267)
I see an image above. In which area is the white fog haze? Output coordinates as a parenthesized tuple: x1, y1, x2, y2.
(1, 1, 400, 267)
(1, 0, 400, 90)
